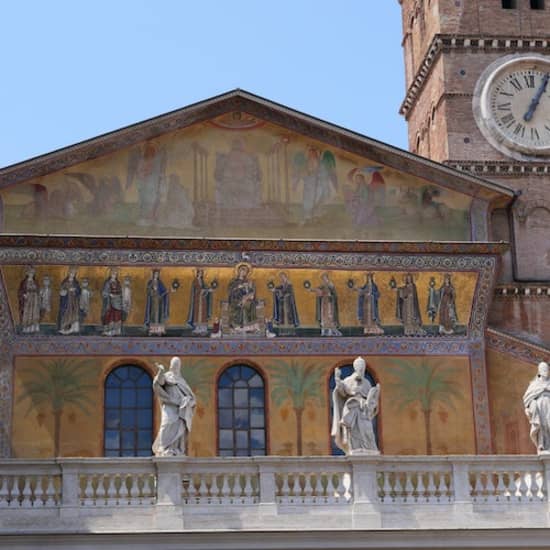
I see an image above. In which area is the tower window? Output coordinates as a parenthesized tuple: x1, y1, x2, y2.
(530, 0, 544, 9)
(502, 0, 517, 7)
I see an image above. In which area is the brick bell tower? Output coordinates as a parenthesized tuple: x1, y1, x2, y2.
(399, 0, 550, 282)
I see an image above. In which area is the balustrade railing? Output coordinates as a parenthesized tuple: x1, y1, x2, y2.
(0, 455, 549, 514)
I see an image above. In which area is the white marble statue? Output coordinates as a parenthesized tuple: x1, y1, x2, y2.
(523, 361, 550, 453)
(331, 356, 380, 455)
(152, 357, 196, 457)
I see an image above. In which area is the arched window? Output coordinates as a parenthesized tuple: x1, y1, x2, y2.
(328, 363, 379, 455)
(217, 364, 266, 457)
(104, 365, 153, 457)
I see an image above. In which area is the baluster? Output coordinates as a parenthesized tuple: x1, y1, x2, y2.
(335, 472, 347, 503)
(83, 475, 95, 506)
(535, 470, 544, 500)
(472, 471, 483, 502)
(518, 471, 529, 500)
(403, 472, 413, 502)
(280, 473, 291, 503)
(105, 475, 117, 506)
(43, 475, 55, 506)
(302, 473, 313, 502)
(34, 475, 45, 507)
(128, 474, 139, 504)
(504, 471, 516, 500)
(426, 471, 436, 502)
(494, 472, 505, 502)
(219, 473, 230, 503)
(21, 476, 33, 508)
(0, 477, 9, 507)
(198, 475, 209, 503)
(380, 472, 391, 503)
(239, 473, 250, 502)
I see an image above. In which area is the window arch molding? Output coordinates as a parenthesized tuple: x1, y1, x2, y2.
(326, 359, 382, 455)
(215, 359, 269, 456)
(103, 360, 155, 457)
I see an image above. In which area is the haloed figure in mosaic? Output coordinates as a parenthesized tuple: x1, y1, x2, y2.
(395, 273, 426, 336)
(332, 357, 380, 455)
(309, 272, 341, 336)
(524, 361, 550, 454)
(144, 269, 170, 336)
(227, 263, 259, 332)
(187, 269, 214, 335)
(18, 267, 41, 334)
(270, 271, 300, 336)
(101, 268, 124, 336)
(152, 357, 196, 456)
(57, 267, 82, 335)
(355, 273, 383, 335)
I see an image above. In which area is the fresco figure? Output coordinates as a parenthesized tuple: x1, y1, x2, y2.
(309, 272, 341, 336)
(57, 268, 82, 335)
(101, 268, 124, 336)
(293, 147, 337, 222)
(331, 356, 380, 455)
(355, 273, 384, 335)
(152, 357, 196, 457)
(523, 362, 550, 453)
(214, 139, 262, 210)
(270, 272, 300, 335)
(186, 269, 214, 335)
(18, 267, 41, 334)
(145, 269, 170, 336)
(159, 174, 195, 229)
(227, 263, 259, 331)
(395, 273, 426, 336)
(127, 142, 166, 226)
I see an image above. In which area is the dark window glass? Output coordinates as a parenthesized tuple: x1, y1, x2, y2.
(530, 0, 544, 8)
(104, 365, 153, 457)
(502, 0, 517, 8)
(217, 364, 266, 456)
(328, 364, 379, 455)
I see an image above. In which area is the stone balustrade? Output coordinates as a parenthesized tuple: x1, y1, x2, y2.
(1, 455, 550, 533)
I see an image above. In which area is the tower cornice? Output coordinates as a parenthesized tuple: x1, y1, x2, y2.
(401, 33, 550, 118)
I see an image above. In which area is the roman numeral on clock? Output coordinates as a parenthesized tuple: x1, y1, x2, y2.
(531, 128, 540, 141)
(524, 75, 535, 88)
(513, 123, 525, 137)
(501, 114, 515, 127)
(510, 78, 522, 92)
(497, 103, 512, 111)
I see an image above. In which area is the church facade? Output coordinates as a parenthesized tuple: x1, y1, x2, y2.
(0, 1, 549, 548)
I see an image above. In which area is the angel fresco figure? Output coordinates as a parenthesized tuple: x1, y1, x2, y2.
(18, 267, 41, 334)
(152, 357, 196, 457)
(292, 147, 337, 222)
(308, 272, 341, 336)
(394, 273, 426, 336)
(352, 273, 383, 335)
(187, 269, 215, 335)
(270, 271, 300, 335)
(57, 268, 82, 335)
(523, 362, 550, 453)
(101, 268, 125, 336)
(145, 269, 170, 336)
(427, 274, 458, 335)
(331, 357, 380, 455)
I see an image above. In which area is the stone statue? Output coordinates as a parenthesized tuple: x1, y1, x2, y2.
(331, 356, 380, 455)
(523, 361, 550, 453)
(152, 357, 196, 457)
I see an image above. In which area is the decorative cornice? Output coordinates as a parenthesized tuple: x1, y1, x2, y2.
(445, 160, 550, 177)
(486, 327, 550, 360)
(0, 235, 509, 255)
(400, 34, 550, 118)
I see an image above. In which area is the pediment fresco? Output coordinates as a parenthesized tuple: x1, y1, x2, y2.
(0, 111, 477, 240)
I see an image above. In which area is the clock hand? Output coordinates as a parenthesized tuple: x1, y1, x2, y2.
(523, 73, 550, 122)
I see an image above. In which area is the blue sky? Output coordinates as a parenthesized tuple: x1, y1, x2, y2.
(0, 1, 408, 167)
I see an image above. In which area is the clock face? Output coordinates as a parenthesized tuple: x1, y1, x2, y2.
(474, 55, 550, 159)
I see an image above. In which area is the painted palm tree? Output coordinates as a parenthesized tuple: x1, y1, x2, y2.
(270, 360, 323, 455)
(387, 360, 463, 455)
(17, 359, 97, 456)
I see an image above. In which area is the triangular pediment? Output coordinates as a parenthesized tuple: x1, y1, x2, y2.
(0, 90, 513, 241)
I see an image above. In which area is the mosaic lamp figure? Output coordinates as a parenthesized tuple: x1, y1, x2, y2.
(152, 357, 196, 457)
(331, 356, 380, 455)
(523, 361, 550, 454)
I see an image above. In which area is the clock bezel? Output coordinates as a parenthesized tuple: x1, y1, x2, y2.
(473, 53, 550, 161)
